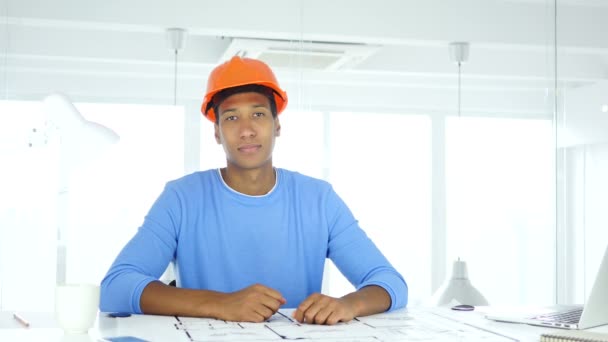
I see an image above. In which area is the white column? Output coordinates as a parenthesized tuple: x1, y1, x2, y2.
(430, 114, 447, 294)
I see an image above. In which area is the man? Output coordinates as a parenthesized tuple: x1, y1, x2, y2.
(100, 56, 407, 325)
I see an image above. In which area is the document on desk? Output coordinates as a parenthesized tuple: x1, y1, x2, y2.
(175, 308, 517, 341)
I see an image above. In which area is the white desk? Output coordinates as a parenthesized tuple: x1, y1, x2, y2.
(1, 307, 607, 342)
(0, 311, 181, 342)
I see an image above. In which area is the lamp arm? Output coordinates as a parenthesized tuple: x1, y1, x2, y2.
(56, 158, 70, 285)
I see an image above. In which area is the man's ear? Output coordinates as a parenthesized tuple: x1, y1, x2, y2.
(214, 124, 221, 144)
(275, 118, 281, 137)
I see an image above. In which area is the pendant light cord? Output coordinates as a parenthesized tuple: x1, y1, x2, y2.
(173, 49, 178, 106)
(458, 61, 462, 117)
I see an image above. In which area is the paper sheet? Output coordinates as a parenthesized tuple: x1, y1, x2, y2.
(176, 308, 517, 341)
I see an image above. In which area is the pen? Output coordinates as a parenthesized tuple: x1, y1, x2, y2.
(13, 313, 30, 328)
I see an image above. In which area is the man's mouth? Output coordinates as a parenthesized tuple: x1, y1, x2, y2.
(238, 144, 261, 153)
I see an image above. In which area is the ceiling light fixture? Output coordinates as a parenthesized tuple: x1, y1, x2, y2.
(166, 28, 188, 105)
(449, 42, 470, 117)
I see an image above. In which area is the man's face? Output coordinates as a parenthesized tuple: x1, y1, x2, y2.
(214, 91, 281, 171)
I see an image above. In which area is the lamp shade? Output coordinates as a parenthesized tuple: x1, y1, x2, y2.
(432, 259, 489, 306)
(44, 93, 119, 144)
(43, 93, 119, 169)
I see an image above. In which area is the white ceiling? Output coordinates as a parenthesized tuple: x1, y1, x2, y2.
(1, 0, 607, 118)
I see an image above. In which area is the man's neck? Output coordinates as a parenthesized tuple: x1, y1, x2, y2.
(221, 165, 276, 196)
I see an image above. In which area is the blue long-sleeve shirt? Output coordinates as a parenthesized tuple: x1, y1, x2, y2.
(100, 168, 408, 313)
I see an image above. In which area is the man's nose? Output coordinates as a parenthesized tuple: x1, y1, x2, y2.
(239, 118, 256, 138)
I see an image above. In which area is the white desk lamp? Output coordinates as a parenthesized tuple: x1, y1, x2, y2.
(431, 258, 489, 306)
(43, 93, 119, 285)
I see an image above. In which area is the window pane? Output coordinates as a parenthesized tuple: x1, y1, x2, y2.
(199, 119, 226, 171)
(558, 81, 608, 304)
(445, 117, 554, 305)
(273, 110, 325, 179)
(326, 112, 431, 305)
(0, 101, 57, 312)
(0, 101, 184, 312)
(66, 103, 184, 286)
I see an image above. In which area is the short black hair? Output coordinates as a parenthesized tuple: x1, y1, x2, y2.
(211, 84, 278, 124)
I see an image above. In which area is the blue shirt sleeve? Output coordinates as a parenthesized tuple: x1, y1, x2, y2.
(100, 184, 181, 313)
(324, 186, 408, 311)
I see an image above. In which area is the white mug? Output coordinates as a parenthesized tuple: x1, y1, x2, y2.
(55, 283, 100, 334)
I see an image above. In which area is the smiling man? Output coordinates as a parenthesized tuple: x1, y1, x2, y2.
(100, 56, 408, 325)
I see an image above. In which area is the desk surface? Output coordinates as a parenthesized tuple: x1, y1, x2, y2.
(1, 307, 607, 342)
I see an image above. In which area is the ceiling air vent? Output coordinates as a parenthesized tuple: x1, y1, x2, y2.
(220, 37, 380, 70)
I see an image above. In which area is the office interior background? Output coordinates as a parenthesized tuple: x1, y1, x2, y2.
(0, 0, 607, 313)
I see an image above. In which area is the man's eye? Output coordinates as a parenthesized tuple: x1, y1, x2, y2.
(225, 115, 237, 121)
(253, 112, 265, 117)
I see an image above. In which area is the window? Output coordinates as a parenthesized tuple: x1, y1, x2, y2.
(445, 117, 554, 305)
(0, 101, 184, 311)
(325, 112, 431, 305)
(273, 110, 325, 179)
(199, 118, 226, 171)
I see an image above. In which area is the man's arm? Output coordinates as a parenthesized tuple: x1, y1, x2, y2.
(292, 285, 390, 325)
(342, 284, 391, 316)
(310, 185, 408, 325)
(101, 182, 288, 322)
(140, 281, 286, 322)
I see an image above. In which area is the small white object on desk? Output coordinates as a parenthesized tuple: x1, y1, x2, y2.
(55, 283, 100, 334)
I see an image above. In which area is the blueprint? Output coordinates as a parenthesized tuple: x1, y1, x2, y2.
(175, 308, 518, 341)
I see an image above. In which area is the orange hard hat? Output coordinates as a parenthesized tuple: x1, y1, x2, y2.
(201, 56, 288, 123)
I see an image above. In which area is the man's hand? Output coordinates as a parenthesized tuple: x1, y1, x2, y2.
(292, 293, 357, 325)
(215, 284, 286, 322)
(292, 286, 391, 325)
